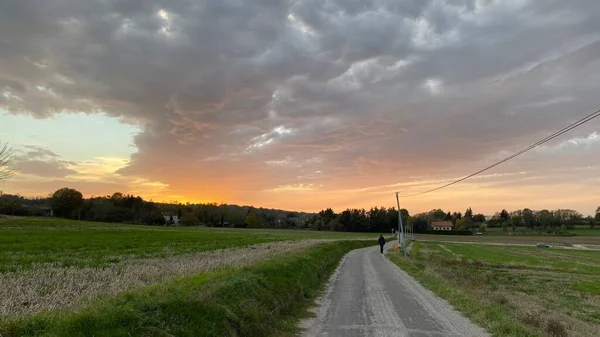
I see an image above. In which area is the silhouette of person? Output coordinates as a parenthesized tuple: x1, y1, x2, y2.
(378, 235, 386, 254)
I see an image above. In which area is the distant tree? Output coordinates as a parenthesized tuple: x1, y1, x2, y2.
(473, 213, 486, 223)
(486, 216, 504, 228)
(552, 209, 583, 229)
(464, 207, 473, 219)
(180, 212, 200, 226)
(428, 209, 447, 221)
(501, 221, 508, 232)
(51, 188, 84, 218)
(328, 218, 343, 231)
(536, 210, 553, 235)
(510, 213, 523, 229)
(368, 207, 389, 232)
(411, 217, 429, 233)
(86, 198, 119, 222)
(522, 208, 535, 229)
(245, 212, 258, 228)
(110, 192, 124, 202)
(560, 224, 568, 235)
(500, 209, 510, 221)
(0, 193, 26, 215)
(319, 208, 337, 226)
(595, 206, 600, 222)
(444, 212, 452, 221)
(450, 212, 462, 225)
(149, 208, 166, 226)
(455, 217, 473, 231)
(0, 142, 15, 181)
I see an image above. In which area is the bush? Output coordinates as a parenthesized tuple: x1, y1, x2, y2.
(180, 212, 200, 226)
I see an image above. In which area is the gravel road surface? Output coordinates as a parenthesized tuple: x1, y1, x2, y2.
(301, 243, 489, 337)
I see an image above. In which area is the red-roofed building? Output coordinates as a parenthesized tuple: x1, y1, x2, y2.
(431, 221, 453, 231)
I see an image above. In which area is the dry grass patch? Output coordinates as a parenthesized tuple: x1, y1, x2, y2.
(0, 240, 325, 318)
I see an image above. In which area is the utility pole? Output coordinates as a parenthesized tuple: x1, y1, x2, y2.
(395, 192, 407, 258)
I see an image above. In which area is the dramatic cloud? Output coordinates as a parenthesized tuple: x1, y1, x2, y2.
(1, 0, 600, 213)
(11, 146, 76, 178)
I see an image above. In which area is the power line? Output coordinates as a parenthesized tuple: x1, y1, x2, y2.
(398, 108, 600, 197)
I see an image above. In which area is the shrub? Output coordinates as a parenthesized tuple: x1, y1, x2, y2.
(180, 212, 200, 226)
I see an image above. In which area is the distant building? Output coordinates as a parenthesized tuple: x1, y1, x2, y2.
(21, 204, 53, 217)
(431, 221, 453, 231)
(163, 212, 180, 226)
(38, 206, 54, 217)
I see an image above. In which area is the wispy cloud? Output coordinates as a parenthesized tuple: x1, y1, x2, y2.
(265, 184, 322, 193)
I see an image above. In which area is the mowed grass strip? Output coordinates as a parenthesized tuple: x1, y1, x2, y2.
(390, 242, 600, 337)
(0, 240, 372, 337)
(0, 217, 382, 272)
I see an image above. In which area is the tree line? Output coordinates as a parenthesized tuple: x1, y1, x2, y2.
(0, 188, 312, 228)
(303, 207, 409, 233)
(1, 187, 599, 234)
(409, 207, 599, 235)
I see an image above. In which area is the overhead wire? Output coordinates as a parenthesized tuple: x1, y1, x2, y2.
(397, 108, 600, 198)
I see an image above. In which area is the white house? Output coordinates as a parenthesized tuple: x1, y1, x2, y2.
(163, 212, 180, 226)
(431, 221, 453, 231)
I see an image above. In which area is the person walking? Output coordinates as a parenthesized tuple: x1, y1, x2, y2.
(378, 235, 386, 254)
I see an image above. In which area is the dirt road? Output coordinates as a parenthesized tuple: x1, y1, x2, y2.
(301, 243, 489, 337)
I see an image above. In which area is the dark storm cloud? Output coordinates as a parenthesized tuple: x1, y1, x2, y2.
(1, 0, 600, 195)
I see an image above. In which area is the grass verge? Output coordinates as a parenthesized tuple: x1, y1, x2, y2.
(0, 240, 371, 337)
(389, 242, 600, 337)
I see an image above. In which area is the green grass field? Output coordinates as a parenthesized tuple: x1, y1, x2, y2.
(0, 217, 382, 272)
(416, 232, 600, 246)
(484, 226, 600, 237)
(390, 242, 600, 337)
(0, 216, 381, 336)
(0, 240, 372, 337)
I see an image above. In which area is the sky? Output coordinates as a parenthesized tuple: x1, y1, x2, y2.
(1, 0, 600, 215)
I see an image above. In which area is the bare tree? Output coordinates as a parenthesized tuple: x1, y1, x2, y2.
(0, 142, 15, 180)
